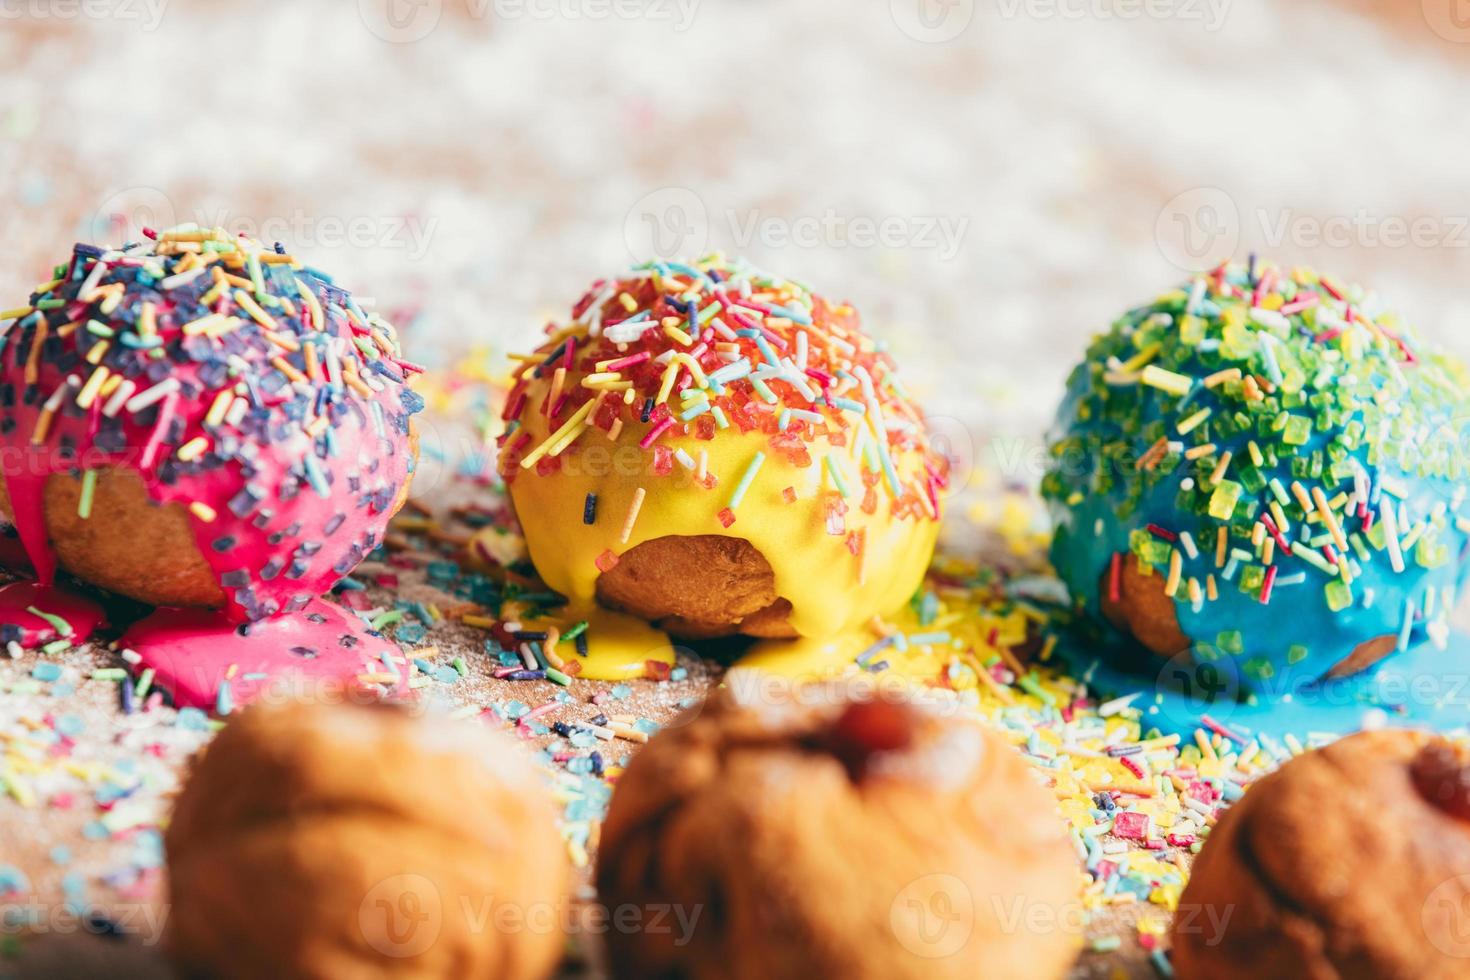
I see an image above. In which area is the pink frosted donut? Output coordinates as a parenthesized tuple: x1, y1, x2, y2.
(0, 226, 423, 621)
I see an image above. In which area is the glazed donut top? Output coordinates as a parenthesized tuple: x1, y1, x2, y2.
(1043, 259, 1470, 670)
(0, 226, 424, 622)
(499, 255, 948, 527)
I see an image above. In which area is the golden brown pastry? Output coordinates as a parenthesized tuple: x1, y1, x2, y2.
(1173, 729, 1470, 978)
(166, 701, 570, 980)
(596, 686, 1080, 980)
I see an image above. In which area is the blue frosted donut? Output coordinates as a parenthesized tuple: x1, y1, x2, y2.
(1043, 261, 1470, 702)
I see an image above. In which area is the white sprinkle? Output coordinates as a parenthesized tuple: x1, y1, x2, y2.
(125, 377, 181, 414)
(45, 377, 78, 413)
(1249, 308, 1289, 331)
(1380, 497, 1405, 573)
(78, 259, 108, 299)
(1098, 692, 1141, 717)
(102, 379, 137, 418)
(158, 266, 207, 290)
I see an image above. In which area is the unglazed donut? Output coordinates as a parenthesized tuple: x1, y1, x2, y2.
(596, 685, 1079, 980)
(0, 226, 423, 620)
(495, 256, 947, 650)
(166, 700, 570, 980)
(1043, 261, 1470, 695)
(1173, 729, 1470, 978)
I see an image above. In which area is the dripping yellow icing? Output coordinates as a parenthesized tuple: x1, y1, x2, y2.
(486, 256, 949, 682)
(503, 416, 938, 680)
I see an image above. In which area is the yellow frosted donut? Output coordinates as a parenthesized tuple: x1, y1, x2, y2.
(491, 257, 948, 680)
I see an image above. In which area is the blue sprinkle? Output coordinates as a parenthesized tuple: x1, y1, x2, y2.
(32, 663, 63, 683)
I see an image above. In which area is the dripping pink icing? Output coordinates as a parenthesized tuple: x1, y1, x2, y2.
(119, 599, 405, 710)
(0, 526, 31, 573)
(0, 580, 106, 649)
(0, 230, 423, 707)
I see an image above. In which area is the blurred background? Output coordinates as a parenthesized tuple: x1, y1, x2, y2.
(3, 0, 1469, 485)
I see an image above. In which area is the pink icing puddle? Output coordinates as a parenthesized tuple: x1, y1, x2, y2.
(119, 598, 406, 711)
(0, 580, 107, 649)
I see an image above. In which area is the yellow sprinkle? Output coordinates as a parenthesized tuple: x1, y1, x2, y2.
(1140, 365, 1194, 397)
(272, 356, 307, 384)
(75, 367, 111, 410)
(1164, 549, 1183, 597)
(205, 389, 234, 427)
(620, 487, 647, 545)
(160, 227, 227, 243)
(1118, 342, 1160, 374)
(1176, 407, 1211, 435)
(30, 408, 55, 446)
(1202, 367, 1240, 388)
(547, 421, 590, 458)
(138, 301, 157, 337)
(1291, 481, 1316, 517)
(0, 306, 33, 321)
(670, 352, 708, 388)
(1261, 536, 1275, 566)
(182, 313, 228, 337)
(234, 289, 280, 331)
(1208, 450, 1232, 486)
(1247, 440, 1265, 467)
(1251, 522, 1266, 548)
(521, 399, 598, 469)
(655, 362, 679, 405)
(1312, 486, 1350, 553)
(177, 437, 210, 462)
(295, 277, 325, 331)
(1206, 574, 1219, 601)
(618, 292, 638, 312)
(1195, 729, 1218, 762)
(664, 323, 694, 346)
(1215, 527, 1228, 568)
(188, 501, 217, 522)
(85, 341, 109, 366)
(1187, 577, 1202, 604)
(1183, 443, 1216, 461)
(1269, 501, 1290, 536)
